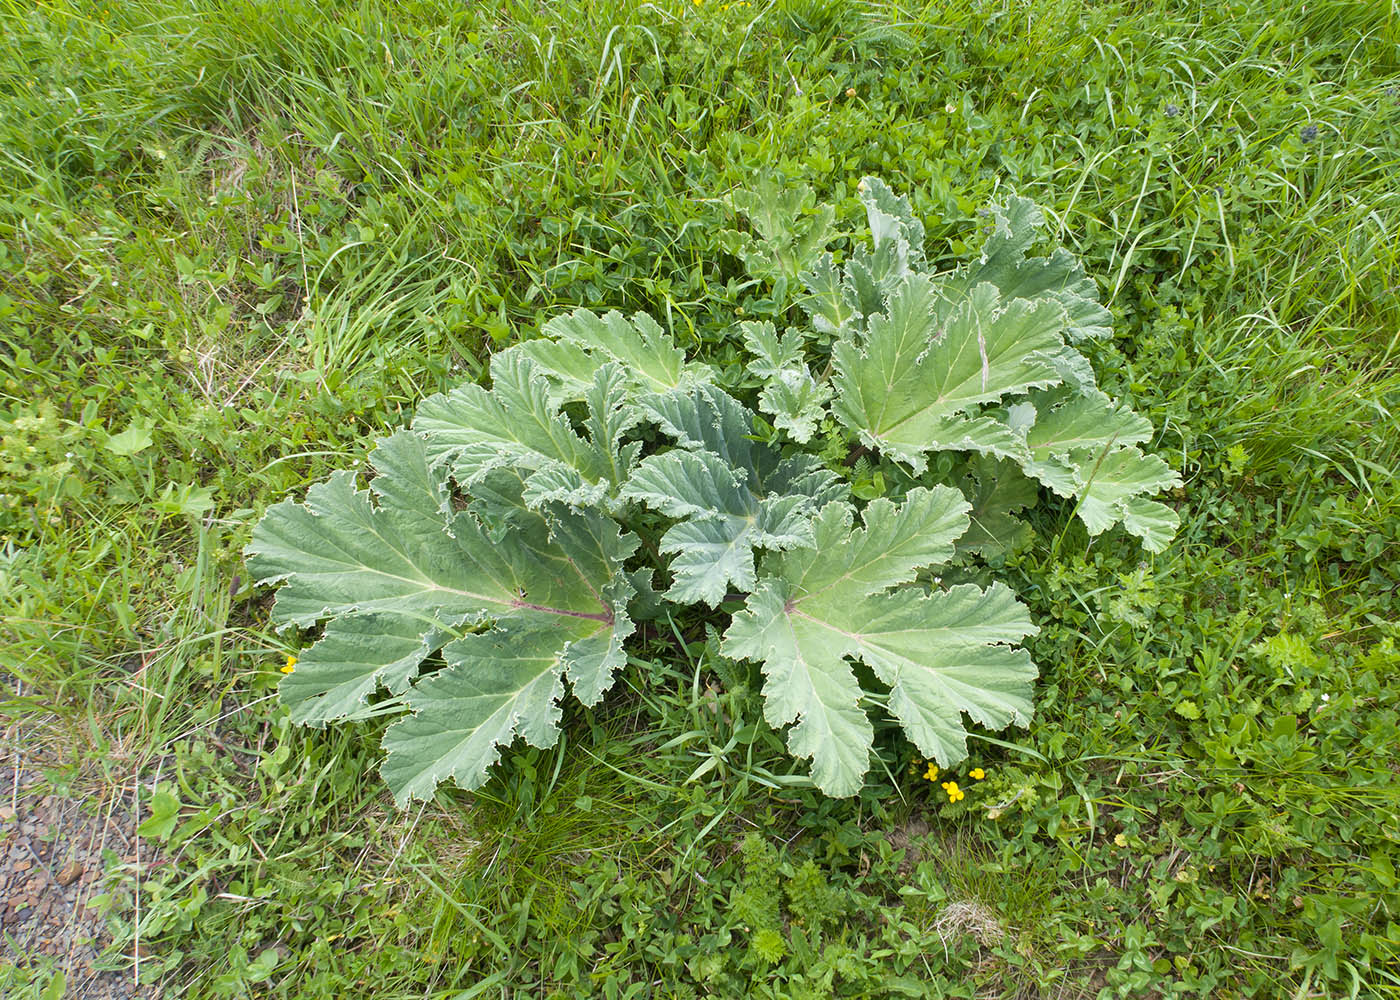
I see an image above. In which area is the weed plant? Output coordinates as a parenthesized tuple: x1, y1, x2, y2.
(1, 0, 1398, 997)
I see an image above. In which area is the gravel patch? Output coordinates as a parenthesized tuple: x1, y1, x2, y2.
(1, 763, 150, 999)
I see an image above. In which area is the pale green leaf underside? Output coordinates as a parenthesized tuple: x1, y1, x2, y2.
(1073, 447, 1182, 536)
(857, 583, 1038, 763)
(798, 253, 859, 339)
(1122, 497, 1181, 553)
(723, 578, 874, 795)
(1023, 388, 1153, 463)
(858, 176, 926, 270)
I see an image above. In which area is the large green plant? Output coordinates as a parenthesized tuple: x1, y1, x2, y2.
(247, 179, 1180, 804)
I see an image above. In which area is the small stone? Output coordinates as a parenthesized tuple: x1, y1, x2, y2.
(0, 806, 14, 822)
(57, 861, 83, 886)
(12, 859, 29, 873)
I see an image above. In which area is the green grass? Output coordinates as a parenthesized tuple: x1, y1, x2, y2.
(2, 0, 1398, 996)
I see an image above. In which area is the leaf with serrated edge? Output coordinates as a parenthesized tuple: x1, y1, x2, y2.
(759, 370, 831, 443)
(1023, 388, 1153, 463)
(958, 457, 1037, 560)
(1072, 447, 1183, 537)
(623, 445, 829, 605)
(252, 178, 1183, 809)
(728, 176, 837, 283)
(740, 321, 805, 375)
(724, 578, 875, 794)
(537, 309, 711, 398)
(724, 488, 1017, 795)
(858, 176, 926, 268)
(1122, 497, 1180, 553)
(413, 352, 617, 503)
(740, 322, 831, 443)
(833, 278, 1064, 471)
(281, 611, 458, 726)
(799, 253, 860, 338)
(860, 583, 1037, 763)
(638, 384, 759, 468)
(951, 196, 1112, 343)
(380, 624, 568, 805)
(638, 385, 845, 512)
(247, 432, 637, 800)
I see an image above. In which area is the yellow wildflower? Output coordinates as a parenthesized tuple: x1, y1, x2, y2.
(281, 654, 297, 674)
(1114, 833, 1128, 848)
(923, 763, 939, 782)
(969, 768, 985, 780)
(940, 781, 965, 803)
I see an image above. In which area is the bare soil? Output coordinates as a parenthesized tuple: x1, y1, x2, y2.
(1, 759, 149, 999)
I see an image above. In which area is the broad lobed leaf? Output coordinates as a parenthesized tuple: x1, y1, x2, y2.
(509, 308, 713, 402)
(722, 488, 1036, 796)
(623, 385, 845, 604)
(832, 279, 1065, 471)
(250, 176, 1181, 805)
(247, 431, 637, 804)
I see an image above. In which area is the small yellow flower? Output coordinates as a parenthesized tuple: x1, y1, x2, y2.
(845, 87, 857, 97)
(1114, 833, 1128, 848)
(281, 654, 297, 674)
(940, 781, 965, 803)
(923, 763, 939, 782)
(969, 768, 985, 780)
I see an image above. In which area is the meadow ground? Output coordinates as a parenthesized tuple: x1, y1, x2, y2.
(2, 0, 1398, 997)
